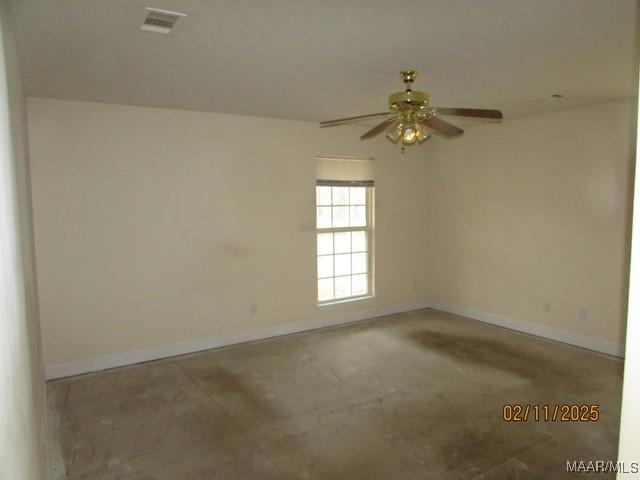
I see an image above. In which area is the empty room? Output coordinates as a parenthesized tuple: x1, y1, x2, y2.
(2, 0, 640, 479)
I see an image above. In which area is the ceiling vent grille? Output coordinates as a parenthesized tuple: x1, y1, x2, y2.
(141, 7, 186, 34)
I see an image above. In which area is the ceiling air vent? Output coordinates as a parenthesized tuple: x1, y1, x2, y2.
(141, 7, 186, 34)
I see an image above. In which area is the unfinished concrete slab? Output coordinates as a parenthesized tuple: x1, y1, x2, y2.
(48, 309, 623, 479)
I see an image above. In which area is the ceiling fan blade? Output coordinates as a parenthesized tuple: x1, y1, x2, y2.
(434, 107, 503, 119)
(421, 116, 464, 137)
(320, 112, 392, 127)
(360, 117, 399, 140)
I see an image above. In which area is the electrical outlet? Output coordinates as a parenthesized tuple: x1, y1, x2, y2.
(578, 308, 588, 321)
(543, 302, 551, 313)
(250, 303, 258, 315)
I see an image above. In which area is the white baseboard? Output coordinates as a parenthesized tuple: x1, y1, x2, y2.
(45, 298, 624, 380)
(45, 299, 431, 380)
(428, 301, 625, 358)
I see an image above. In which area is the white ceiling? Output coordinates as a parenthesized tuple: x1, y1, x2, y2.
(11, 0, 639, 123)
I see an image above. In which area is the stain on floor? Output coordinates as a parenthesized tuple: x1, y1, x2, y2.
(48, 309, 623, 479)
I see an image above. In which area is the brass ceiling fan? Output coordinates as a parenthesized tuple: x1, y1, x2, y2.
(320, 69, 502, 146)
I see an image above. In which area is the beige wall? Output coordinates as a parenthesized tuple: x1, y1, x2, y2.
(425, 99, 635, 348)
(27, 98, 430, 367)
(0, 1, 47, 479)
(27, 96, 634, 370)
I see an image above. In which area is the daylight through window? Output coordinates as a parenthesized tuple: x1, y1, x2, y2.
(316, 180, 374, 303)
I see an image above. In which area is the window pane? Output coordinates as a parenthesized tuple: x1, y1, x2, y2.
(352, 274, 368, 296)
(317, 233, 333, 255)
(317, 207, 332, 228)
(332, 206, 349, 227)
(317, 255, 333, 278)
(335, 254, 351, 276)
(352, 231, 367, 252)
(332, 186, 349, 205)
(318, 278, 334, 302)
(334, 232, 351, 254)
(316, 183, 372, 304)
(316, 186, 332, 206)
(350, 206, 366, 227)
(334, 276, 352, 299)
(352, 252, 367, 274)
(350, 187, 366, 205)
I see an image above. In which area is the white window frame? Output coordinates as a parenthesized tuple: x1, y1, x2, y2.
(316, 180, 375, 305)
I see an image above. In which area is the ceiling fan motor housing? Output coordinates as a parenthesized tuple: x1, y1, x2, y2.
(388, 90, 432, 117)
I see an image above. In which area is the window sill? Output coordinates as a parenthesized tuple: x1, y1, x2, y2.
(317, 295, 375, 307)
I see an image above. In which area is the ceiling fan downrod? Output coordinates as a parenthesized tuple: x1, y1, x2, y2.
(400, 69, 417, 92)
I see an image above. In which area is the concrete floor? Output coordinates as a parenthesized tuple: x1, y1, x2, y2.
(48, 309, 623, 480)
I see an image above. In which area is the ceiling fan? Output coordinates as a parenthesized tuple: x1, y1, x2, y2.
(320, 70, 502, 147)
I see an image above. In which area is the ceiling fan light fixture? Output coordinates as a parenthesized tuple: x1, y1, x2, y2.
(416, 125, 430, 143)
(386, 124, 403, 144)
(386, 119, 430, 146)
(402, 124, 419, 145)
(397, 122, 428, 146)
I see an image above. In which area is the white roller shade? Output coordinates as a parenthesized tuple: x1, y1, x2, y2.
(316, 155, 375, 182)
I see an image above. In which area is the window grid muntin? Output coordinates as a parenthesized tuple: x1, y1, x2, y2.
(316, 185, 373, 304)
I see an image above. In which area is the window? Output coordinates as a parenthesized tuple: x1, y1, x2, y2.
(316, 180, 374, 304)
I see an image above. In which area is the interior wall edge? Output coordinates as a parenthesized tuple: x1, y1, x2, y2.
(46, 299, 623, 381)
